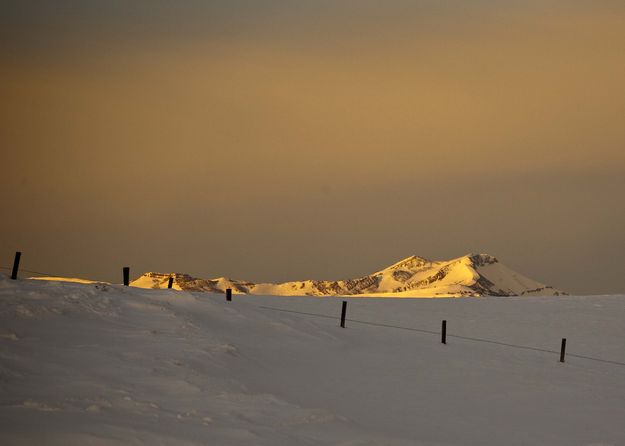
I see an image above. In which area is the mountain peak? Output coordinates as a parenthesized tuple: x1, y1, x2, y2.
(464, 253, 499, 266)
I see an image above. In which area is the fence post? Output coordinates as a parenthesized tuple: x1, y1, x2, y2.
(560, 338, 566, 363)
(11, 252, 21, 280)
(226, 288, 232, 301)
(123, 267, 130, 286)
(442, 320, 447, 344)
(340, 301, 347, 328)
(167, 276, 174, 289)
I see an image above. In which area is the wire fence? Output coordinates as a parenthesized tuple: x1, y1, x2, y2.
(4, 254, 625, 369)
(258, 305, 625, 367)
(0, 265, 60, 277)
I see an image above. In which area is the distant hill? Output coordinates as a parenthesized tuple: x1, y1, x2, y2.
(131, 254, 565, 297)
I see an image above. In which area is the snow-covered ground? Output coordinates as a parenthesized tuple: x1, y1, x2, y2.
(1, 274, 624, 445)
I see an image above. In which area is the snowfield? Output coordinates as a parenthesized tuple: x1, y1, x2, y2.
(1, 274, 624, 445)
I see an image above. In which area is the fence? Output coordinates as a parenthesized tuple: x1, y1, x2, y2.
(4, 251, 625, 368)
(2, 251, 169, 289)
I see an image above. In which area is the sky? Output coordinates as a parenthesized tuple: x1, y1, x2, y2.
(1, 1, 624, 294)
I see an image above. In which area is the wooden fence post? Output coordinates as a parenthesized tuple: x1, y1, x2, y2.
(123, 267, 130, 286)
(442, 320, 447, 344)
(11, 252, 21, 280)
(340, 301, 347, 328)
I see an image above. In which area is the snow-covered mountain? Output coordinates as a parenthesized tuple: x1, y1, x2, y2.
(131, 253, 565, 297)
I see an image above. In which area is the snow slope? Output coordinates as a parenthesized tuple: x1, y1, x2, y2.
(132, 253, 565, 297)
(1, 274, 624, 445)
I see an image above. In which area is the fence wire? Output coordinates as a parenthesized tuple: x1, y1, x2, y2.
(258, 305, 625, 367)
(0, 265, 61, 277)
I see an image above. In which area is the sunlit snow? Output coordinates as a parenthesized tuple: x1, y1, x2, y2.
(1, 274, 624, 445)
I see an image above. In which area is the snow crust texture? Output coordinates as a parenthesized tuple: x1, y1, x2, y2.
(1, 275, 624, 445)
(132, 253, 565, 297)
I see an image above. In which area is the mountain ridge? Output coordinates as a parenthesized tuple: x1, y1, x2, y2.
(131, 253, 565, 297)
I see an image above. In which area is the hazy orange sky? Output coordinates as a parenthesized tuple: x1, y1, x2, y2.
(2, 1, 624, 294)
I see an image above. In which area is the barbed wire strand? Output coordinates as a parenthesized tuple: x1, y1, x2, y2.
(0, 265, 61, 277)
(258, 305, 625, 367)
